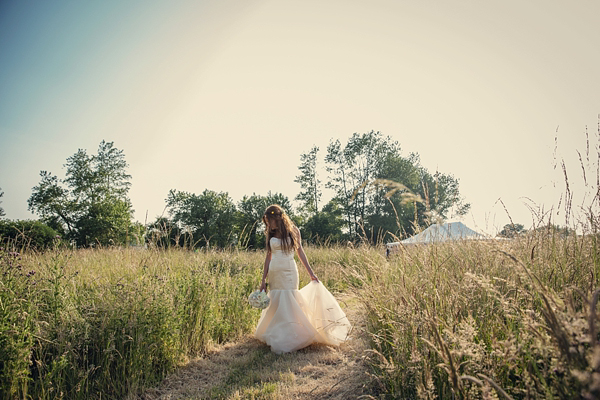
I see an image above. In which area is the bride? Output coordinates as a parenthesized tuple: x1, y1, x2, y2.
(254, 204, 351, 354)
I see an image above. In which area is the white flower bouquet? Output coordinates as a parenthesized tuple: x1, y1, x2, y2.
(248, 290, 270, 309)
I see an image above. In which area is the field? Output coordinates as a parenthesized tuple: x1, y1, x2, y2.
(1, 228, 599, 399)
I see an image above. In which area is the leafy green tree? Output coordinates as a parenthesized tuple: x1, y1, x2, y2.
(300, 200, 345, 244)
(498, 223, 526, 238)
(325, 131, 402, 239)
(28, 141, 133, 246)
(128, 221, 146, 246)
(0, 219, 60, 249)
(166, 189, 237, 248)
(363, 156, 470, 242)
(365, 153, 422, 241)
(295, 146, 321, 216)
(0, 188, 5, 217)
(322, 131, 470, 243)
(145, 217, 183, 248)
(414, 168, 471, 223)
(236, 192, 295, 249)
(236, 194, 267, 249)
(74, 196, 132, 245)
(27, 172, 73, 235)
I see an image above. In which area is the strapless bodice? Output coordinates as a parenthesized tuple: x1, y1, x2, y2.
(270, 237, 294, 259)
(268, 237, 297, 290)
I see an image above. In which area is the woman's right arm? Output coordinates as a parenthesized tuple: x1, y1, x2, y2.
(260, 250, 271, 292)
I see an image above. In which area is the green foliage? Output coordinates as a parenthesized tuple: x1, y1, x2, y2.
(0, 219, 60, 249)
(0, 250, 36, 398)
(300, 200, 345, 243)
(497, 222, 527, 238)
(166, 189, 237, 248)
(74, 195, 132, 246)
(146, 216, 183, 248)
(321, 131, 470, 243)
(236, 192, 295, 249)
(152, 190, 296, 250)
(1, 232, 597, 399)
(0, 247, 266, 399)
(128, 221, 146, 246)
(295, 146, 321, 216)
(325, 131, 397, 238)
(0, 187, 5, 217)
(28, 141, 133, 247)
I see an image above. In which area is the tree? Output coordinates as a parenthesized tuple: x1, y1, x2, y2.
(365, 153, 422, 241)
(498, 223, 526, 238)
(324, 139, 353, 236)
(414, 168, 471, 223)
(295, 146, 321, 216)
(0, 188, 5, 217)
(27, 172, 74, 235)
(321, 131, 470, 243)
(145, 217, 183, 248)
(325, 131, 402, 239)
(300, 200, 345, 244)
(28, 141, 133, 246)
(166, 189, 237, 248)
(0, 219, 60, 249)
(237, 192, 295, 249)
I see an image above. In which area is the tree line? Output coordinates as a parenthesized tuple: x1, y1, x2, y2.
(4, 132, 473, 249)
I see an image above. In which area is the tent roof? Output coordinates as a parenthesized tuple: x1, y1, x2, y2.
(387, 222, 485, 246)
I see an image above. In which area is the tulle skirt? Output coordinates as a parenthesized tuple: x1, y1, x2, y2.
(254, 281, 351, 354)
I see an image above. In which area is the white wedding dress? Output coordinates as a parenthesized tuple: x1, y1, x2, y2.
(254, 237, 351, 354)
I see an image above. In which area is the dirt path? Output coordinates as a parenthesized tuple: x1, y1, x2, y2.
(139, 295, 375, 399)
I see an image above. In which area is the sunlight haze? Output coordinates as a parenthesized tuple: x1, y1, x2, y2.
(1, 0, 599, 235)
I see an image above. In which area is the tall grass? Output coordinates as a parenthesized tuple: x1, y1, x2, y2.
(362, 126, 600, 398)
(362, 233, 599, 398)
(0, 246, 268, 399)
(0, 243, 363, 399)
(2, 233, 598, 398)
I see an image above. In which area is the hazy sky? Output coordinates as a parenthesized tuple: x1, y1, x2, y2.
(1, 0, 599, 235)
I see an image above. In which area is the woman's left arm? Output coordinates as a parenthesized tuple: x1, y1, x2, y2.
(295, 227, 319, 282)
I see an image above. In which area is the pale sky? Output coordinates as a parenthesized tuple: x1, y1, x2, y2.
(1, 0, 599, 235)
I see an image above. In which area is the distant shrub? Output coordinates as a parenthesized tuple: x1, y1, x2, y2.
(0, 219, 60, 250)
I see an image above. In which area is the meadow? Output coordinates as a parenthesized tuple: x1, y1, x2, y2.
(1, 225, 598, 399)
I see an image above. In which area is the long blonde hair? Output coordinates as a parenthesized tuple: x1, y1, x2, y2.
(263, 204, 299, 253)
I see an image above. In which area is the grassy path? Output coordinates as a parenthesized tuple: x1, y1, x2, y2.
(138, 294, 375, 399)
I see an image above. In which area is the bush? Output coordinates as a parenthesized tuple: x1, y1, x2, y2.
(0, 220, 60, 250)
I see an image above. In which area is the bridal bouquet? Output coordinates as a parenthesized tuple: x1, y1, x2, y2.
(248, 290, 270, 309)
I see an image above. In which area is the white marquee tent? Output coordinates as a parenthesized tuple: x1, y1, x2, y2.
(387, 222, 485, 248)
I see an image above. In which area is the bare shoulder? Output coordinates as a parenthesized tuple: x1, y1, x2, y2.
(293, 225, 303, 242)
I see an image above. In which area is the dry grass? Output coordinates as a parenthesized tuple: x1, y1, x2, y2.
(362, 231, 600, 399)
(138, 294, 373, 400)
(2, 228, 598, 399)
